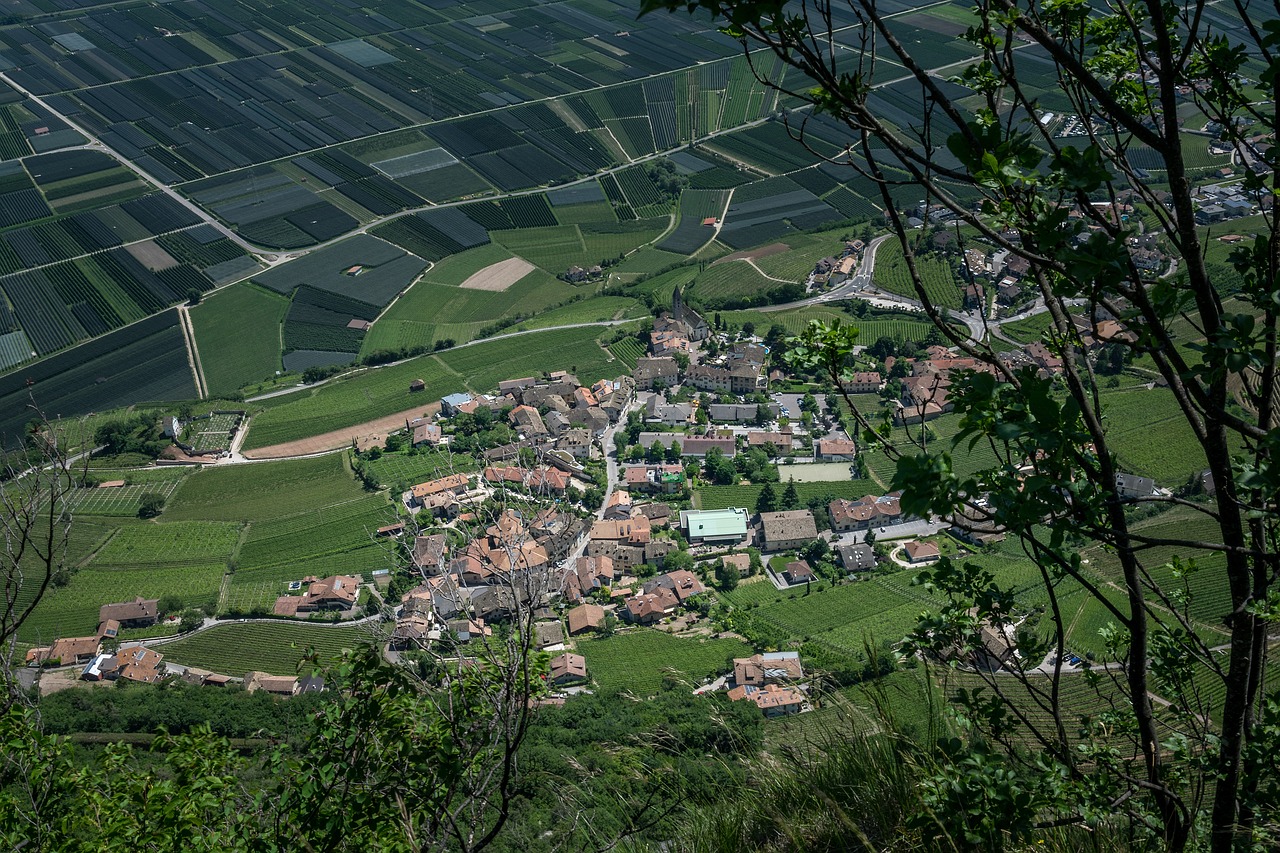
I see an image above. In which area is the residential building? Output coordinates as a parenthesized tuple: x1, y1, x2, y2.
(782, 560, 815, 585)
(720, 553, 752, 577)
(828, 493, 906, 532)
(708, 403, 778, 423)
(685, 362, 763, 395)
(840, 371, 881, 393)
(441, 392, 474, 417)
(411, 534, 448, 576)
(563, 550, 616, 596)
(733, 651, 803, 687)
(624, 586, 679, 624)
(727, 683, 805, 717)
(244, 671, 299, 697)
(549, 653, 588, 686)
(566, 603, 607, 635)
(1115, 472, 1156, 498)
(814, 438, 858, 461)
(838, 543, 878, 572)
(680, 508, 751, 545)
(644, 397, 693, 426)
(623, 464, 685, 494)
(758, 510, 819, 551)
(643, 569, 705, 602)
(98, 597, 159, 630)
(273, 575, 361, 616)
(114, 646, 166, 683)
(410, 473, 471, 505)
(557, 428, 592, 459)
(903, 540, 941, 563)
(632, 353, 680, 389)
(26, 636, 101, 667)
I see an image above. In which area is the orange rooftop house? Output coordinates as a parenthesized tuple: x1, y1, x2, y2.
(273, 575, 362, 617)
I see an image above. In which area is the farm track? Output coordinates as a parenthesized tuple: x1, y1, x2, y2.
(240, 401, 443, 459)
(177, 305, 208, 400)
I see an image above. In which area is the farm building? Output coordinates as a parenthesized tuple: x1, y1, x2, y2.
(679, 508, 750, 545)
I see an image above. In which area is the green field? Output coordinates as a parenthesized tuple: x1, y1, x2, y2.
(64, 478, 186, 517)
(997, 312, 1055, 344)
(492, 219, 666, 273)
(361, 448, 479, 491)
(695, 479, 880, 510)
(242, 326, 623, 450)
(22, 562, 225, 643)
(189, 283, 289, 395)
(92, 520, 241, 566)
(165, 454, 366, 521)
(577, 629, 752, 695)
(689, 260, 781, 306)
(872, 240, 963, 309)
(159, 622, 377, 676)
(722, 306, 954, 341)
(1101, 387, 1220, 487)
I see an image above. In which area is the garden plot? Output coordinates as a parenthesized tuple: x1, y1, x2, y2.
(459, 257, 536, 291)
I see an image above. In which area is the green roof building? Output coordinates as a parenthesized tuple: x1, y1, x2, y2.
(679, 508, 751, 544)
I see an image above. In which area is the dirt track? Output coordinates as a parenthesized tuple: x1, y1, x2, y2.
(241, 401, 441, 459)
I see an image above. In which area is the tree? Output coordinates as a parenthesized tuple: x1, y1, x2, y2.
(703, 447, 736, 486)
(665, 439, 682, 463)
(185, 288, 202, 305)
(755, 481, 779, 515)
(755, 403, 772, 427)
(137, 492, 166, 519)
(780, 478, 800, 512)
(714, 559, 739, 592)
(157, 594, 184, 616)
(643, 0, 1280, 848)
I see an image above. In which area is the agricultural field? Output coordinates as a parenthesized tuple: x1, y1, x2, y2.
(695, 479, 881, 511)
(657, 190, 729, 255)
(688, 260, 783, 308)
(0, 150, 227, 362)
(189, 284, 288, 396)
(91, 520, 241, 566)
(20, 563, 225, 644)
(361, 449, 479, 491)
(997, 312, 1056, 343)
(159, 622, 377, 676)
(64, 478, 186, 517)
(165, 454, 366, 522)
(577, 629, 752, 695)
(872, 240, 964, 309)
(721, 306, 951, 342)
(1101, 387, 1227, 487)
(0, 310, 196, 449)
(241, 326, 621, 450)
(502, 297, 648, 333)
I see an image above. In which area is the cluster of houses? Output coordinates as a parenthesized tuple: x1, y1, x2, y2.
(1194, 181, 1263, 224)
(438, 369, 636, 441)
(26, 596, 167, 682)
(807, 238, 866, 289)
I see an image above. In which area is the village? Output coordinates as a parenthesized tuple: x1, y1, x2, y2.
(24, 279, 1147, 713)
